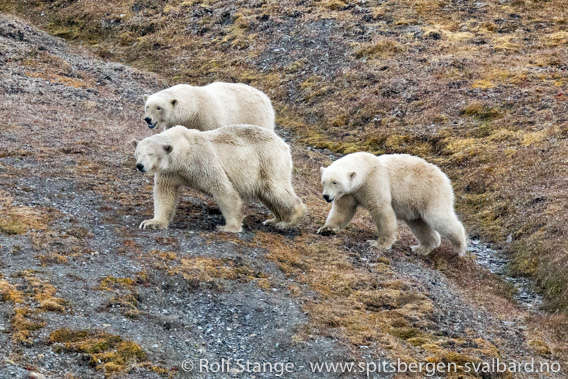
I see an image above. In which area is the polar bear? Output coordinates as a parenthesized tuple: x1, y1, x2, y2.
(132, 125, 305, 232)
(142, 83, 275, 131)
(317, 152, 467, 256)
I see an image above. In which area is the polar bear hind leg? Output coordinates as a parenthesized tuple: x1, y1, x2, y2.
(423, 212, 467, 256)
(260, 184, 305, 229)
(405, 218, 441, 256)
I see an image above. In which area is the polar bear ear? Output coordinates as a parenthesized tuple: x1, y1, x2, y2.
(143, 94, 149, 103)
(349, 172, 357, 180)
(131, 139, 139, 149)
(163, 144, 173, 154)
(320, 167, 325, 175)
(170, 99, 178, 107)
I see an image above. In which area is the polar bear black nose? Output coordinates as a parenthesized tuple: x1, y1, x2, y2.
(144, 117, 152, 124)
(136, 163, 144, 172)
(323, 194, 332, 203)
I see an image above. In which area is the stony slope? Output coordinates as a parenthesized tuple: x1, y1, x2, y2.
(0, 13, 567, 379)
(1, 0, 566, 312)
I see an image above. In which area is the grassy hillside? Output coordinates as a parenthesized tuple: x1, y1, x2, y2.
(1, 7, 568, 377)
(1, 0, 567, 311)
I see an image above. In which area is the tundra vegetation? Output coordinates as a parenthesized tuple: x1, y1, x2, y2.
(0, 0, 567, 377)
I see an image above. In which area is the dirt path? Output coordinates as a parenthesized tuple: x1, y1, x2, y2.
(0, 15, 565, 379)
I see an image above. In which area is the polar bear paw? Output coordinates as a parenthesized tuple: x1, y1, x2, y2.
(317, 225, 340, 235)
(411, 244, 433, 256)
(367, 239, 393, 251)
(216, 225, 242, 233)
(275, 221, 295, 230)
(264, 218, 298, 230)
(139, 219, 168, 230)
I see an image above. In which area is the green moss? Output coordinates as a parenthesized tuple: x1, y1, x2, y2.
(461, 102, 502, 120)
(0, 217, 27, 235)
(389, 327, 423, 340)
(469, 122, 494, 138)
(97, 276, 135, 291)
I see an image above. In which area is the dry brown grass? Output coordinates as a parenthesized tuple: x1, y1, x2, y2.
(0, 276, 24, 303)
(11, 307, 45, 345)
(144, 250, 270, 291)
(252, 230, 503, 376)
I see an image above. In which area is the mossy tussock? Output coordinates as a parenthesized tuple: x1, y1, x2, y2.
(0, 271, 68, 344)
(49, 328, 157, 376)
(0, 192, 52, 235)
(145, 250, 270, 291)
(96, 273, 148, 319)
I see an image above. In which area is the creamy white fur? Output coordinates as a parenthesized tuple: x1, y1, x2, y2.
(133, 125, 305, 232)
(143, 82, 275, 131)
(318, 152, 467, 256)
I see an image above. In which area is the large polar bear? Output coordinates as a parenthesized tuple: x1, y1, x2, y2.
(142, 83, 275, 131)
(317, 152, 467, 256)
(132, 125, 305, 232)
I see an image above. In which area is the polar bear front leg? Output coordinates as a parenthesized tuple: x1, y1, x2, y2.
(317, 195, 358, 234)
(140, 179, 180, 230)
(211, 186, 244, 233)
(367, 202, 397, 250)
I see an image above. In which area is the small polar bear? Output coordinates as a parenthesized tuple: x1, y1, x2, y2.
(317, 152, 467, 256)
(142, 83, 275, 131)
(132, 124, 305, 232)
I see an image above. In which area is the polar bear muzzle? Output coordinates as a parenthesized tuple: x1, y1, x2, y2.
(143, 117, 158, 129)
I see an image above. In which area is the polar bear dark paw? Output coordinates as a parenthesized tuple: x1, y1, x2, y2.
(317, 225, 339, 235)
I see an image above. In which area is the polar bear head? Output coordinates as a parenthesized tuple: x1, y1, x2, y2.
(132, 138, 173, 175)
(320, 165, 357, 203)
(142, 93, 179, 130)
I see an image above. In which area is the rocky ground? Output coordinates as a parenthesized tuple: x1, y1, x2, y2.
(0, 14, 567, 379)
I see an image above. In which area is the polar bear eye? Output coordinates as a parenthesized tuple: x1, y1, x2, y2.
(156, 106, 162, 111)
(332, 181, 338, 185)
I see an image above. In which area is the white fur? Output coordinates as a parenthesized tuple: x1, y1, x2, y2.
(318, 152, 467, 256)
(142, 83, 275, 131)
(133, 125, 305, 232)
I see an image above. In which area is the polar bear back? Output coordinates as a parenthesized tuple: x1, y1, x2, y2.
(331, 152, 454, 220)
(376, 154, 455, 219)
(163, 125, 290, 198)
(205, 125, 291, 196)
(205, 83, 275, 130)
(150, 82, 275, 131)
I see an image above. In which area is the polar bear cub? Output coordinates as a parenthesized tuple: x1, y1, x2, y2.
(142, 82, 275, 131)
(318, 152, 467, 256)
(132, 125, 305, 232)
